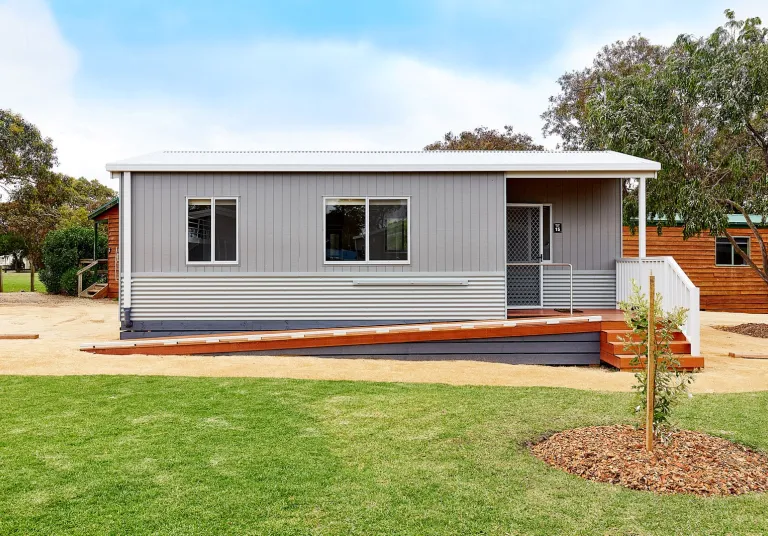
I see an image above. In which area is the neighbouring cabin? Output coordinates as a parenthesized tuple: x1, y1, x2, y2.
(86, 198, 119, 299)
(623, 223, 768, 313)
(102, 150, 703, 364)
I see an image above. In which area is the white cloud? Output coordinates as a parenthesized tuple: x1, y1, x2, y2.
(0, 0, 558, 187)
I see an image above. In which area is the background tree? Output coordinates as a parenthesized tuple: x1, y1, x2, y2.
(0, 109, 57, 193)
(57, 177, 117, 229)
(583, 11, 768, 284)
(541, 36, 667, 151)
(0, 172, 115, 270)
(0, 231, 27, 271)
(424, 125, 544, 151)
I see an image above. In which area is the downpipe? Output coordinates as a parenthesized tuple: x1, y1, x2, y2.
(123, 307, 133, 329)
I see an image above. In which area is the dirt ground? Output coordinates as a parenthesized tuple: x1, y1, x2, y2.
(1, 293, 767, 393)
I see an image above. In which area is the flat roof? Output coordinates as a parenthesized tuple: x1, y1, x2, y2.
(106, 150, 660, 176)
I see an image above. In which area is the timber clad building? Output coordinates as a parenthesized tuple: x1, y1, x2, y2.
(623, 221, 768, 314)
(97, 150, 702, 365)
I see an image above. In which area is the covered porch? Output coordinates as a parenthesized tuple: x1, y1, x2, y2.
(504, 172, 701, 357)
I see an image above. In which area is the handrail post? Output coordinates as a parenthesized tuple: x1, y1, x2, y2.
(569, 263, 573, 315)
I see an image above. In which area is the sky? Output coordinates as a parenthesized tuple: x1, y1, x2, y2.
(1, 0, 767, 189)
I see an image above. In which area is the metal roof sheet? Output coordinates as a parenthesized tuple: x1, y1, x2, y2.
(635, 214, 767, 227)
(106, 150, 660, 175)
(88, 197, 119, 220)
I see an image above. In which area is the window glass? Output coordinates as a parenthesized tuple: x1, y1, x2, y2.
(214, 199, 237, 262)
(715, 236, 749, 266)
(188, 199, 212, 262)
(733, 237, 749, 266)
(542, 205, 551, 262)
(325, 199, 366, 261)
(369, 199, 408, 261)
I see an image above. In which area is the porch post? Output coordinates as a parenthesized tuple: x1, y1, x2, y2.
(638, 176, 646, 258)
(123, 172, 132, 325)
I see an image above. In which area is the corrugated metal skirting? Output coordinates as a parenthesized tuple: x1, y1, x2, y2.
(126, 272, 506, 321)
(543, 270, 616, 308)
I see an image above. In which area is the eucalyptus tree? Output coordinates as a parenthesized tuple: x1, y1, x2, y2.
(542, 36, 667, 150)
(0, 109, 57, 194)
(584, 11, 768, 285)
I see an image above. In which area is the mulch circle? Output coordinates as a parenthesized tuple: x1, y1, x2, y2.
(715, 323, 768, 339)
(530, 425, 768, 496)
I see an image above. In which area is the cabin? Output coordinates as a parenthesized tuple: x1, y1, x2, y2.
(86, 150, 703, 369)
(623, 217, 768, 313)
(84, 198, 120, 299)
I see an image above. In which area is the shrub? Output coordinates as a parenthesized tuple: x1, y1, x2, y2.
(619, 280, 695, 438)
(39, 226, 107, 295)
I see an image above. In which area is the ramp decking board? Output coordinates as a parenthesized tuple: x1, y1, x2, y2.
(81, 312, 702, 370)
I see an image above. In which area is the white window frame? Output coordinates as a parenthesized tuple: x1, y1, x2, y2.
(323, 196, 411, 265)
(715, 236, 750, 267)
(185, 196, 239, 265)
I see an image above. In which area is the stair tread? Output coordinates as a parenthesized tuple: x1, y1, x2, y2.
(600, 351, 704, 371)
(603, 328, 682, 333)
(611, 353, 693, 359)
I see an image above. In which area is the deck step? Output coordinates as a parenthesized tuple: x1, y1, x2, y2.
(80, 282, 109, 299)
(600, 351, 704, 371)
(600, 330, 687, 343)
(600, 340, 691, 355)
(599, 322, 702, 371)
(600, 320, 631, 330)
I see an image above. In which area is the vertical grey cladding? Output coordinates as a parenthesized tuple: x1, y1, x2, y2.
(130, 172, 506, 273)
(506, 178, 621, 271)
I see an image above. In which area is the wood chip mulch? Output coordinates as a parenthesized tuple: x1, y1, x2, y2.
(715, 323, 768, 339)
(530, 425, 768, 496)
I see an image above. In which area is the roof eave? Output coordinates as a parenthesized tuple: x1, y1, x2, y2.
(105, 164, 660, 176)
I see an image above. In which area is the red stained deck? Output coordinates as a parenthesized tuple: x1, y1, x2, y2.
(507, 308, 626, 321)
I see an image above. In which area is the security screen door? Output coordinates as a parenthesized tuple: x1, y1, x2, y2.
(506, 205, 543, 307)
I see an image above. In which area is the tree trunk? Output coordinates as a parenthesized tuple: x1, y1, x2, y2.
(30, 262, 35, 292)
(646, 274, 656, 452)
(718, 200, 768, 287)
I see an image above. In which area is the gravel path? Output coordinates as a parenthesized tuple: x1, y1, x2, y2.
(2, 294, 768, 392)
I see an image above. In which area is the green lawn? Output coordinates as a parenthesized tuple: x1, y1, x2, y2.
(1, 377, 767, 535)
(0, 271, 46, 293)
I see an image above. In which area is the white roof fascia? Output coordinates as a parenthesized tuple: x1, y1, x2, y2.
(504, 170, 657, 179)
(106, 150, 661, 176)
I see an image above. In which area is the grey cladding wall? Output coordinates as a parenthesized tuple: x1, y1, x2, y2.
(131, 172, 506, 273)
(506, 178, 621, 271)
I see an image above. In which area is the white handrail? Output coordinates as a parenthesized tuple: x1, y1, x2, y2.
(616, 257, 700, 356)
